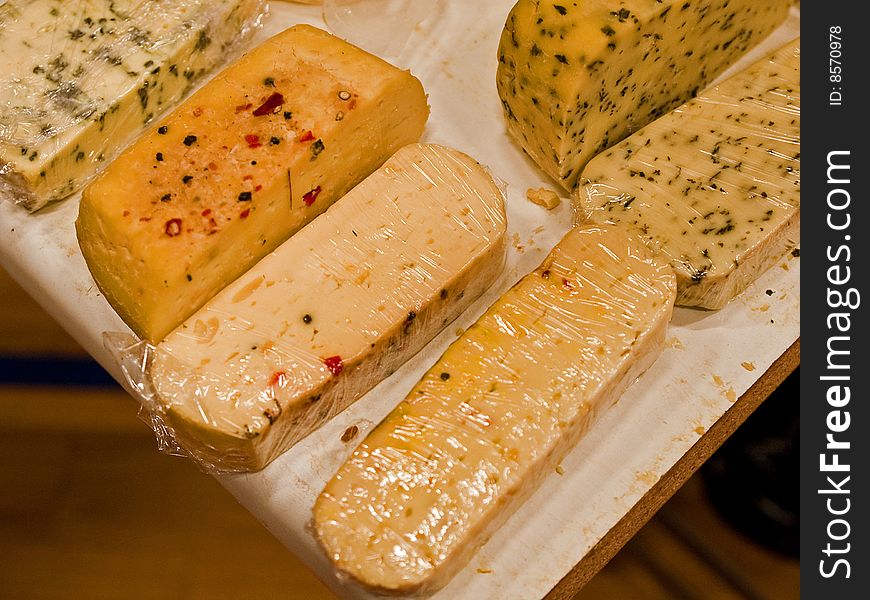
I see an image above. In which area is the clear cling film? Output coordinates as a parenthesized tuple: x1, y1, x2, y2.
(0, 1, 802, 597)
(314, 225, 677, 595)
(0, 0, 267, 212)
(107, 143, 508, 473)
(322, 0, 441, 60)
(574, 38, 800, 310)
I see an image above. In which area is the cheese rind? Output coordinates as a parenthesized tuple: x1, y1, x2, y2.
(146, 144, 507, 472)
(0, 0, 265, 211)
(574, 39, 800, 309)
(77, 24, 429, 342)
(496, 0, 791, 191)
(314, 226, 676, 594)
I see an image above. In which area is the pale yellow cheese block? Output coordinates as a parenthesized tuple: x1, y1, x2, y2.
(77, 24, 428, 342)
(575, 38, 800, 309)
(0, 0, 265, 211)
(314, 225, 676, 594)
(148, 144, 508, 472)
(496, 0, 792, 190)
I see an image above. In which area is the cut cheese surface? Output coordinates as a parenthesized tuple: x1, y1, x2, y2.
(496, 0, 791, 191)
(575, 38, 800, 309)
(314, 226, 676, 594)
(77, 24, 429, 342)
(147, 144, 507, 472)
(0, 0, 265, 211)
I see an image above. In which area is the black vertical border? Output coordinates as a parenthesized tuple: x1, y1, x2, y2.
(800, 4, 867, 597)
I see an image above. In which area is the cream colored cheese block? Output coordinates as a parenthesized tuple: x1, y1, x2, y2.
(0, 0, 264, 211)
(314, 226, 676, 594)
(77, 24, 429, 342)
(496, 0, 791, 191)
(575, 38, 800, 309)
(147, 144, 507, 472)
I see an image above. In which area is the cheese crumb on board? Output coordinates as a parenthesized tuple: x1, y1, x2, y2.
(496, 0, 792, 191)
(146, 144, 508, 472)
(526, 187, 561, 209)
(0, 0, 265, 211)
(76, 24, 429, 343)
(314, 226, 676, 594)
(575, 38, 800, 309)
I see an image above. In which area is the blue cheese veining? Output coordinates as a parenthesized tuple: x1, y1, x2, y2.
(0, 0, 264, 211)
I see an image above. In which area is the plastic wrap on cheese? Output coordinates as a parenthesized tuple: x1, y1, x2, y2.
(0, 0, 266, 212)
(496, 0, 792, 191)
(76, 24, 430, 343)
(314, 225, 677, 595)
(322, 0, 439, 58)
(574, 38, 800, 310)
(108, 143, 508, 473)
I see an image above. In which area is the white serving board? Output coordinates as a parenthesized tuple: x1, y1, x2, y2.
(0, 2, 800, 598)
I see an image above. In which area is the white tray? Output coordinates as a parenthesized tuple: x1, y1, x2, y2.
(0, 2, 800, 598)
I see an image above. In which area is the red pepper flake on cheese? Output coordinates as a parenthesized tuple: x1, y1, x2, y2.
(323, 356, 344, 376)
(165, 218, 182, 237)
(269, 370, 287, 388)
(253, 92, 284, 116)
(302, 186, 322, 206)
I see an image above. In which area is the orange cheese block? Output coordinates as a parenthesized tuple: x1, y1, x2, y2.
(77, 24, 429, 342)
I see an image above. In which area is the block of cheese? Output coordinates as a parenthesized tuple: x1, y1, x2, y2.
(575, 38, 800, 309)
(77, 25, 429, 343)
(496, 0, 792, 191)
(0, 0, 265, 211)
(145, 144, 507, 472)
(314, 226, 676, 594)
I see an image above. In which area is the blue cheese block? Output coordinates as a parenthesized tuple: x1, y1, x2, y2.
(575, 39, 800, 309)
(0, 0, 264, 211)
(496, 0, 792, 191)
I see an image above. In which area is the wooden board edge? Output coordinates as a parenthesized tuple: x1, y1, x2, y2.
(544, 338, 801, 600)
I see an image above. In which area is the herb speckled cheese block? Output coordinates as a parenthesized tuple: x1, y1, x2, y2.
(496, 0, 791, 191)
(147, 144, 507, 472)
(575, 38, 800, 309)
(0, 0, 264, 211)
(77, 24, 429, 343)
(314, 226, 676, 594)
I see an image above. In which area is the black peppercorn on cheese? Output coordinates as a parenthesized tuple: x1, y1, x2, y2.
(147, 144, 507, 472)
(574, 38, 800, 309)
(77, 25, 428, 342)
(496, 0, 792, 191)
(0, 0, 265, 211)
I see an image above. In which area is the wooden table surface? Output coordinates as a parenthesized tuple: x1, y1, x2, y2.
(548, 340, 800, 599)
